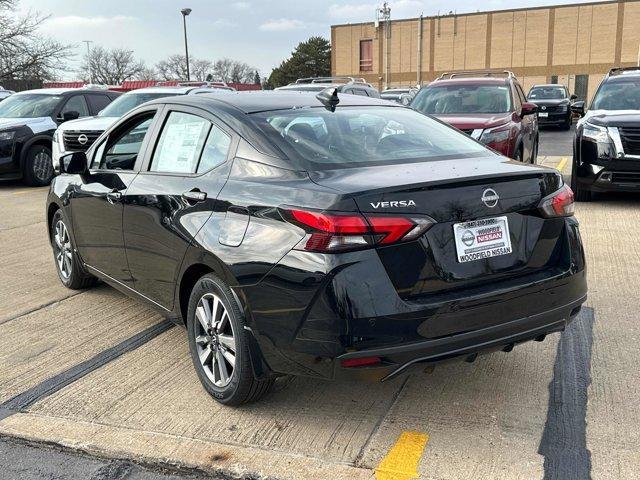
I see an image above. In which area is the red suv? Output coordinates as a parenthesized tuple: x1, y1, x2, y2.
(411, 71, 539, 163)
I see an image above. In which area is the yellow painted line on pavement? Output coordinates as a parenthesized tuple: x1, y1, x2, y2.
(375, 431, 429, 480)
(556, 157, 568, 173)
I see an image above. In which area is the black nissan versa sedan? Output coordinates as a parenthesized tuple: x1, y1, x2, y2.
(47, 91, 587, 405)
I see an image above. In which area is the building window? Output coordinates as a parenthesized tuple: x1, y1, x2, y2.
(360, 40, 373, 72)
(575, 74, 589, 102)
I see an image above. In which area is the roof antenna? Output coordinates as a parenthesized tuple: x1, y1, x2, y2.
(316, 87, 340, 112)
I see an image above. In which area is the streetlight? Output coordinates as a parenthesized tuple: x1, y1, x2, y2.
(82, 40, 93, 84)
(180, 8, 192, 81)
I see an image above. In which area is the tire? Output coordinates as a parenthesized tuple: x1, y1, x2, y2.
(50, 210, 98, 289)
(514, 146, 523, 162)
(562, 116, 572, 130)
(23, 144, 54, 186)
(187, 273, 274, 406)
(570, 162, 592, 202)
(530, 138, 538, 164)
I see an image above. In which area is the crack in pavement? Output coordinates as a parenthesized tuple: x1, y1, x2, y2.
(539, 307, 594, 480)
(0, 319, 175, 420)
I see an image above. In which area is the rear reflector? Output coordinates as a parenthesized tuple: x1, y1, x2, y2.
(539, 184, 575, 218)
(281, 208, 435, 253)
(341, 356, 382, 368)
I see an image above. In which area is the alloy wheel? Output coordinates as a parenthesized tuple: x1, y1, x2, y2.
(54, 220, 72, 280)
(194, 293, 236, 387)
(33, 149, 53, 182)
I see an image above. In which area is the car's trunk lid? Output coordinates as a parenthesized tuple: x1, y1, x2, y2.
(308, 158, 566, 300)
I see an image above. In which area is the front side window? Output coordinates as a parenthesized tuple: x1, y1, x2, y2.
(528, 86, 567, 100)
(0, 94, 61, 118)
(150, 111, 210, 174)
(91, 113, 155, 170)
(412, 85, 512, 114)
(252, 106, 492, 170)
(590, 80, 640, 111)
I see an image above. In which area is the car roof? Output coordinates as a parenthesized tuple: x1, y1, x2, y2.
(125, 86, 233, 95)
(429, 78, 509, 87)
(159, 90, 397, 114)
(15, 88, 116, 96)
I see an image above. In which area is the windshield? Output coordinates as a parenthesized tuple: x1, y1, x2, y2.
(591, 80, 640, 110)
(99, 92, 179, 117)
(528, 86, 567, 100)
(0, 94, 61, 118)
(411, 85, 512, 114)
(252, 106, 492, 170)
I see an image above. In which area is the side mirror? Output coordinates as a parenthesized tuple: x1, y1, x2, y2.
(60, 111, 80, 122)
(570, 94, 578, 101)
(521, 102, 538, 116)
(61, 151, 88, 175)
(571, 101, 585, 117)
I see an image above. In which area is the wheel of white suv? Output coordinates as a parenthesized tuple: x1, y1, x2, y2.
(50, 210, 97, 289)
(187, 273, 274, 406)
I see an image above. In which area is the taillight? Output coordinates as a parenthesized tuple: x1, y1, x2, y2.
(539, 184, 575, 218)
(281, 208, 435, 253)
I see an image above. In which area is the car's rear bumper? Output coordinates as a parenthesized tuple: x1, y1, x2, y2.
(244, 216, 587, 380)
(334, 293, 585, 381)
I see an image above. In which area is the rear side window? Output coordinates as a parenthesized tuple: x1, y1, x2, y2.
(150, 111, 231, 174)
(198, 126, 231, 173)
(87, 94, 112, 114)
(252, 106, 492, 170)
(151, 112, 209, 173)
(61, 95, 89, 117)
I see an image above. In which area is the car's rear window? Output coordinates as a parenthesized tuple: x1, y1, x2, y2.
(412, 84, 512, 114)
(251, 106, 492, 170)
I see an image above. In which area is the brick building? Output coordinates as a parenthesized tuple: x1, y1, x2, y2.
(330, 0, 640, 100)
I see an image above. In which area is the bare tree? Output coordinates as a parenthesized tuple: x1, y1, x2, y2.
(0, 0, 72, 81)
(134, 65, 158, 81)
(191, 59, 213, 82)
(155, 54, 188, 81)
(79, 46, 146, 85)
(213, 58, 255, 83)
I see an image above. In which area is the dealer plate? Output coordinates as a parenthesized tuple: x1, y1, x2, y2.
(453, 216, 512, 263)
(538, 112, 549, 117)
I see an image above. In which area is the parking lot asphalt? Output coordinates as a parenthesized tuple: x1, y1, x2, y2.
(0, 127, 639, 479)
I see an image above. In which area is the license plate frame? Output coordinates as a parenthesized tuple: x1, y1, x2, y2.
(453, 216, 512, 263)
(538, 112, 549, 118)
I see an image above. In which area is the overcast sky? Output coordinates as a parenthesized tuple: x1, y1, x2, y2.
(18, 0, 602, 80)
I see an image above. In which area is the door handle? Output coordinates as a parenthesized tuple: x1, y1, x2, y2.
(106, 190, 122, 204)
(182, 189, 207, 203)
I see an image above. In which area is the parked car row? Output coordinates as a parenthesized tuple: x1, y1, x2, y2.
(0, 84, 234, 186)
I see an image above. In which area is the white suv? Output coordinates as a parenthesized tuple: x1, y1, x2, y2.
(52, 85, 233, 165)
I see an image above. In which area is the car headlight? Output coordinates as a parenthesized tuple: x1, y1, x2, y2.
(52, 129, 59, 143)
(0, 130, 15, 142)
(582, 122, 610, 143)
(558, 105, 568, 113)
(479, 125, 510, 145)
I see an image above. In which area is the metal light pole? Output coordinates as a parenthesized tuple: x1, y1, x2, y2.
(82, 40, 93, 84)
(181, 8, 192, 81)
